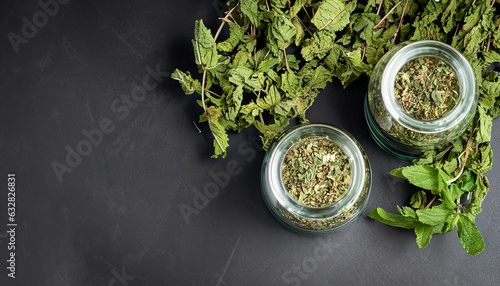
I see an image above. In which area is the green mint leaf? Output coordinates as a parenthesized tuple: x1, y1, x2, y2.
(280, 70, 301, 96)
(393, 165, 447, 194)
(311, 0, 356, 32)
(217, 22, 244, 52)
(226, 85, 244, 121)
(291, 17, 305, 46)
(398, 205, 417, 220)
(193, 20, 221, 69)
(441, 0, 458, 33)
(415, 223, 434, 249)
(228, 66, 264, 91)
(337, 48, 371, 87)
(470, 171, 490, 211)
(457, 214, 485, 256)
(301, 64, 333, 90)
(269, 0, 288, 10)
(440, 185, 456, 210)
(289, 0, 307, 18)
(416, 205, 454, 226)
(368, 208, 420, 229)
(208, 110, 230, 158)
(301, 30, 337, 61)
(171, 69, 202, 95)
(270, 15, 297, 50)
(412, 151, 436, 165)
(468, 145, 493, 175)
(475, 106, 492, 145)
(443, 158, 458, 175)
(257, 57, 280, 73)
(240, 0, 262, 28)
(410, 190, 428, 209)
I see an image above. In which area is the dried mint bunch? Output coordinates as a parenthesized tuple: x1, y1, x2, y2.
(172, 0, 500, 255)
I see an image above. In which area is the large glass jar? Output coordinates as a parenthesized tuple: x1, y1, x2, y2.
(365, 40, 478, 160)
(261, 123, 371, 235)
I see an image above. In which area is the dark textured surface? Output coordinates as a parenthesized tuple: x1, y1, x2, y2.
(1, 1, 499, 285)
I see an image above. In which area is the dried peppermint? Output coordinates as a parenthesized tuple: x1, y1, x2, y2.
(281, 136, 351, 208)
(395, 57, 459, 121)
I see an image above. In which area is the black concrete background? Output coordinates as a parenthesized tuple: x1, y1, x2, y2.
(1, 0, 499, 285)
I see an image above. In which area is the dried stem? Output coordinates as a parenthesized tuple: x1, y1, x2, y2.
(295, 15, 313, 36)
(377, 0, 384, 15)
(214, 3, 240, 41)
(425, 195, 437, 209)
(453, 23, 461, 38)
(373, 0, 403, 30)
(391, 0, 409, 46)
(303, 6, 312, 20)
(193, 121, 202, 133)
(207, 89, 222, 98)
(256, 91, 266, 125)
(283, 49, 291, 72)
(446, 128, 475, 184)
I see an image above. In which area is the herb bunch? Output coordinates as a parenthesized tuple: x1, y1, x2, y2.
(172, 0, 500, 255)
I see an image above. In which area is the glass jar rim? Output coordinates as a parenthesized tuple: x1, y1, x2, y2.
(262, 123, 370, 220)
(381, 40, 477, 133)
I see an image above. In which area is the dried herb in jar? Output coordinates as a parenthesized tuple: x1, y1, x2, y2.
(281, 136, 351, 208)
(395, 57, 459, 121)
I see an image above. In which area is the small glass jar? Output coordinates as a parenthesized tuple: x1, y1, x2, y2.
(365, 40, 478, 160)
(261, 123, 371, 235)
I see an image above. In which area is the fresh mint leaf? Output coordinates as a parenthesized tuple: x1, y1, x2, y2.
(416, 205, 454, 226)
(457, 214, 485, 256)
(393, 165, 441, 193)
(410, 190, 427, 209)
(368, 208, 420, 229)
(415, 223, 433, 249)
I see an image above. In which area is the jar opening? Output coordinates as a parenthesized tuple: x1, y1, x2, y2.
(381, 40, 476, 134)
(281, 136, 351, 208)
(261, 123, 371, 234)
(394, 56, 460, 122)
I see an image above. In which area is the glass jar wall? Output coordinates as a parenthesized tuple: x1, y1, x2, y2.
(365, 40, 478, 160)
(261, 123, 371, 235)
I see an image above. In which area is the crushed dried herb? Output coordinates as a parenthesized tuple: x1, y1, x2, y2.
(281, 136, 351, 208)
(395, 57, 459, 121)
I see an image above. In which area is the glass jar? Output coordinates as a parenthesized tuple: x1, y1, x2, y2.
(365, 40, 478, 160)
(261, 123, 371, 235)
